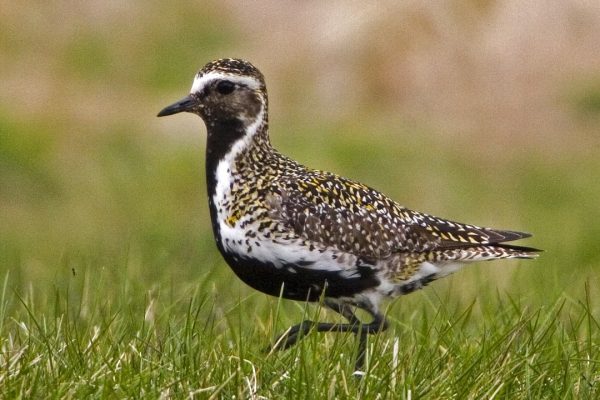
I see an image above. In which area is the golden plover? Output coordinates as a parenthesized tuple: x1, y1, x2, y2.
(157, 58, 539, 370)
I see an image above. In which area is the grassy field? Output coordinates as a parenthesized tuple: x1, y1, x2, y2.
(2, 1, 600, 398)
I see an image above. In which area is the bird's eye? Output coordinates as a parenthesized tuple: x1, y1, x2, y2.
(216, 80, 235, 95)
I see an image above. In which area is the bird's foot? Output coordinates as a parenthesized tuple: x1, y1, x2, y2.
(266, 320, 316, 353)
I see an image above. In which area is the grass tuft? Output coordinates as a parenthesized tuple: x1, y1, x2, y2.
(1, 268, 598, 398)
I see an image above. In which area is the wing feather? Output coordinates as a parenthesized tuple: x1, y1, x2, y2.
(266, 172, 532, 260)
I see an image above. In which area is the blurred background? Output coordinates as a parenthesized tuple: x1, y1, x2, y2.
(1, 1, 599, 312)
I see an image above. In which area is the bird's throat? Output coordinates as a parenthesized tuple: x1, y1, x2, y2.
(205, 118, 246, 175)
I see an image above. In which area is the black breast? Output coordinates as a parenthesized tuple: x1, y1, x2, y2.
(220, 251, 380, 301)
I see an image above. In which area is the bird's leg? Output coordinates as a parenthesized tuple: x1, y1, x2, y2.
(269, 320, 317, 351)
(325, 300, 368, 371)
(326, 301, 388, 371)
(269, 300, 388, 371)
(353, 313, 388, 371)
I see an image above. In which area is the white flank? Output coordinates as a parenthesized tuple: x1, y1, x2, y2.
(411, 261, 464, 282)
(218, 214, 360, 275)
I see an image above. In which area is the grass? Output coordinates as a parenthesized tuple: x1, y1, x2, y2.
(2, 1, 600, 398)
(0, 268, 598, 398)
(2, 93, 600, 400)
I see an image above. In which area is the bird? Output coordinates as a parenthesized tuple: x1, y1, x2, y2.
(157, 58, 540, 371)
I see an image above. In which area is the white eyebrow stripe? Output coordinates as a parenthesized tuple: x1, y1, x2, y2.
(190, 71, 261, 94)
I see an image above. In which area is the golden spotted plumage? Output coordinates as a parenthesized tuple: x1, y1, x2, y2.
(157, 58, 540, 371)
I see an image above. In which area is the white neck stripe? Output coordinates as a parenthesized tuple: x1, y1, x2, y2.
(220, 103, 265, 162)
(211, 104, 265, 223)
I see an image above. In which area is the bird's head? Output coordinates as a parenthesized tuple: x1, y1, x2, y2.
(157, 58, 267, 127)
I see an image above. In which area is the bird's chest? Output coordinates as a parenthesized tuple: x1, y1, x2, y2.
(211, 160, 278, 256)
(212, 159, 267, 227)
(211, 164, 322, 268)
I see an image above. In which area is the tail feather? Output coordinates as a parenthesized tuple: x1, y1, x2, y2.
(478, 228, 532, 243)
(431, 243, 542, 263)
(492, 243, 542, 259)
